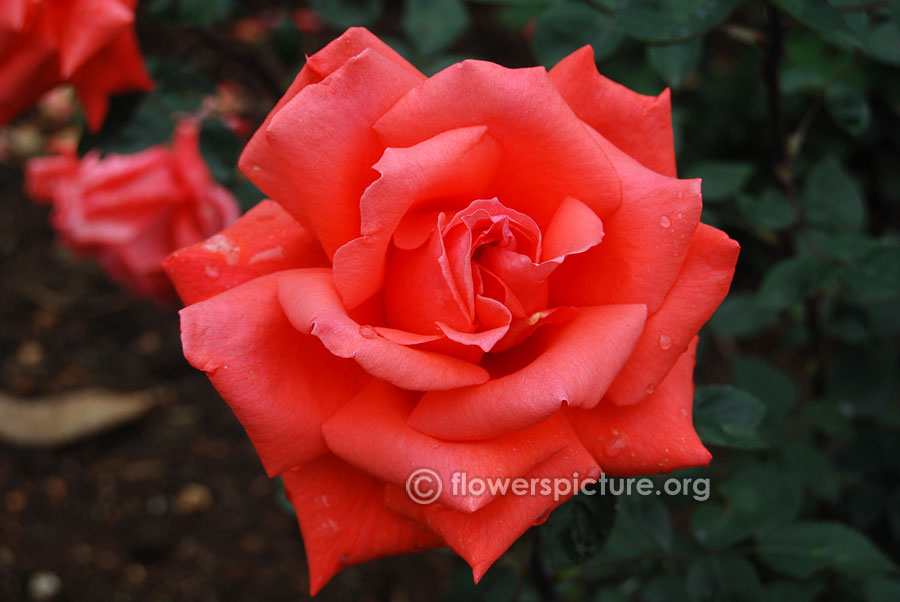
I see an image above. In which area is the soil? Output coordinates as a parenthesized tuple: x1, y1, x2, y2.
(0, 164, 451, 601)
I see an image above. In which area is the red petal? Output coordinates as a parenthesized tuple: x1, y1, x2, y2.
(374, 59, 621, 226)
(542, 196, 604, 261)
(385, 432, 600, 582)
(568, 337, 711, 474)
(607, 224, 739, 406)
(282, 455, 442, 596)
(333, 125, 502, 309)
(241, 48, 424, 259)
(238, 28, 422, 216)
(58, 0, 133, 78)
(549, 45, 676, 178)
(550, 130, 701, 314)
(277, 269, 489, 390)
(164, 200, 328, 306)
(407, 304, 647, 440)
(180, 275, 371, 476)
(322, 380, 571, 513)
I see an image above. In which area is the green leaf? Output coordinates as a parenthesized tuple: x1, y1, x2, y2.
(693, 385, 767, 448)
(614, 0, 742, 44)
(839, 244, 900, 304)
(765, 581, 825, 602)
(542, 490, 617, 567)
(531, 2, 623, 68)
(686, 556, 762, 602)
(772, 0, 860, 50)
(709, 293, 778, 338)
(865, 22, 900, 66)
(601, 494, 673, 560)
(782, 442, 839, 501)
(692, 462, 802, 549)
(755, 256, 828, 311)
(646, 38, 703, 88)
(402, 0, 469, 57)
(736, 188, 796, 230)
(802, 157, 866, 232)
(732, 355, 795, 441)
(866, 577, 900, 602)
(684, 161, 754, 203)
(826, 83, 871, 136)
(199, 119, 242, 185)
(310, 0, 382, 29)
(757, 521, 898, 578)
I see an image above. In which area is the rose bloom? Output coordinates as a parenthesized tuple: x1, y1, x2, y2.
(27, 120, 239, 303)
(164, 28, 739, 594)
(0, 0, 153, 131)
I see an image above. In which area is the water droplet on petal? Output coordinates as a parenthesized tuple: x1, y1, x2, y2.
(204, 265, 220, 279)
(646, 385, 655, 395)
(660, 215, 671, 228)
(658, 334, 672, 350)
(359, 325, 378, 339)
(604, 437, 626, 457)
(676, 211, 684, 220)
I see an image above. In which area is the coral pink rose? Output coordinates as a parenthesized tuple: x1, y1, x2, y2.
(163, 28, 739, 594)
(26, 119, 239, 303)
(0, 0, 153, 131)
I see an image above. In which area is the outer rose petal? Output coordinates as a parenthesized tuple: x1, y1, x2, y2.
(282, 455, 442, 596)
(333, 125, 502, 309)
(407, 304, 647, 440)
(181, 275, 371, 476)
(58, 0, 133, 78)
(164, 200, 328, 305)
(385, 432, 600, 582)
(550, 131, 701, 314)
(607, 224, 740, 406)
(549, 45, 677, 178)
(242, 47, 424, 258)
(374, 59, 621, 226)
(321, 380, 571, 513)
(277, 269, 490, 390)
(567, 338, 711, 474)
(239, 27, 422, 208)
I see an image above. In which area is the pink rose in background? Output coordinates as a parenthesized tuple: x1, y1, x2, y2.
(0, 0, 153, 131)
(26, 120, 239, 303)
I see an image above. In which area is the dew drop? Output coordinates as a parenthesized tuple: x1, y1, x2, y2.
(646, 385, 655, 395)
(676, 211, 684, 220)
(659, 215, 671, 228)
(358, 325, 378, 339)
(204, 265, 220, 279)
(604, 437, 626, 457)
(658, 334, 672, 350)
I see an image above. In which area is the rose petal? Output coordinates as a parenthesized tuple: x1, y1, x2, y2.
(549, 45, 676, 178)
(550, 131, 701, 314)
(333, 125, 502, 309)
(408, 304, 647, 440)
(374, 59, 621, 226)
(239, 27, 423, 213)
(164, 200, 328, 305)
(607, 223, 740, 406)
(282, 454, 442, 596)
(180, 274, 371, 476)
(568, 337, 711, 474)
(69, 19, 153, 131)
(277, 268, 490, 390)
(243, 48, 424, 258)
(322, 380, 572, 513)
(384, 431, 600, 582)
(542, 196, 605, 261)
(58, 0, 133, 78)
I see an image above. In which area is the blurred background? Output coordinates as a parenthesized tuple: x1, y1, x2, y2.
(1, 0, 899, 601)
